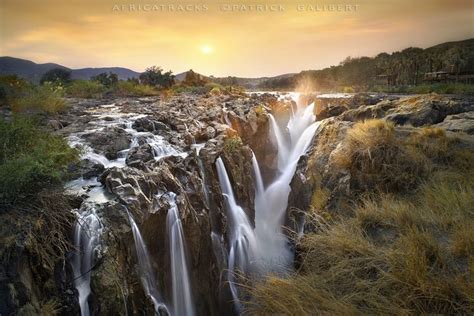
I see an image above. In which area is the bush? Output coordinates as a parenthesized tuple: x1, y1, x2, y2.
(139, 66, 175, 88)
(40, 68, 71, 85)
(0, 75, 31, 106)
(66, 80, 106, 98)
(12, 83, 67, 113)
(91, 72, 119, 87)
(114, 81, 158, 96)
(0, 116, 79, 203)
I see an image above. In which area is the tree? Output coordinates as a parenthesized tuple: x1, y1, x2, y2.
(139, 66, 175, 88)
(40, 68, 71, 85)
(183, 69, 208, 86)
(91, 72, 119, 87)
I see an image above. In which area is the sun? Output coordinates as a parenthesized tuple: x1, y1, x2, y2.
(200, 45, 213, 55)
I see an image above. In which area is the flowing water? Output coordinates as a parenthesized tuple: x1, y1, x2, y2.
(216, 158, 257, 311)
(128, 211, 168, 314)
(165, 192, 195, 316)
(72, 204, 104, 316)
(216, 93, 320, 309)
(67, 104, 190, 315)
(253, 94, 320, 271)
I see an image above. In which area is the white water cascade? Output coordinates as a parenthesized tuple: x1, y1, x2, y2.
(253, 94, 320, 271)
(165, 192, 195, 316)
(128, 211, 169, 314)
(72, 204, 104, 316)
(215, 158, 257, 311)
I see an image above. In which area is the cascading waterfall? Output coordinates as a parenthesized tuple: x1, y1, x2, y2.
(253, 95, 320, 271)
(164, 192, 195, 316)
(127, 211, 168, 314)
(216, 93, 320, 309)
(72, 204, 104, 316)
(215, 158, 257, 311)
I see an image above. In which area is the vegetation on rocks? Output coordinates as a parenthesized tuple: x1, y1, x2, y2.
(0, 116, 78, 203)
(248, 118, 474, 315)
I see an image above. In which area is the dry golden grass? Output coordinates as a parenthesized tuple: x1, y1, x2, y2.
(332, 119, 429, 193)
(247, 122, 474, 315)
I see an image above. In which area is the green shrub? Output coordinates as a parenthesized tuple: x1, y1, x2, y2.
(0, 116, 79, 203)
(40, 68, 71, 85)
(91, 72, 118, 87)
(0, 75, 31, 106)
(12, 83, 67, 113)
(66, 80, 106, 98)
(224, 136, 243, 153)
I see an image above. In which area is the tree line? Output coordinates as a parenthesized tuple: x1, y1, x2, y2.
(259, 39, 474, 91)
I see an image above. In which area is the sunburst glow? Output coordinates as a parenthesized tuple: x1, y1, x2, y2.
(200, 45, 213, 55)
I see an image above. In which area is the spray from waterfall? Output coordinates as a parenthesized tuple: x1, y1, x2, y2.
(165, 192, 195, 316)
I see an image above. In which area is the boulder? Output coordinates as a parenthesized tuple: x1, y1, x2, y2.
(434, 111, 474, 134)
(126, 144, 155, 168)
(132, 117, 168, 133)
(83, 127, 131, 160)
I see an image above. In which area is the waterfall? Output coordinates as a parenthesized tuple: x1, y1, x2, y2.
(72, 204, 104, 316)
(268, 114, 289, 171)
(215, 158, 257, 311)
(127, 211, 168, 314)
(253, 96, 320, 272)
(164, 192, 195, 316)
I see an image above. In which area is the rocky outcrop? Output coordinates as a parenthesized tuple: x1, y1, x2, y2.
(125, 144, 155, 168)
(340, 94, 473, 126)
(313, 94, 383, 120)
(434, 111, 474, 134)
(83, 127, 131, 160)
(132, 117, 169, 133)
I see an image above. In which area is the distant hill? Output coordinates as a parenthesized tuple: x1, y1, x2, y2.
(70, 67, 140, 81)
(0, 57, 140, 82)
(0, 57, 69, 83)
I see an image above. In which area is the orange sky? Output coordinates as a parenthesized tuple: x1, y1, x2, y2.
(0, 0, 473, 77)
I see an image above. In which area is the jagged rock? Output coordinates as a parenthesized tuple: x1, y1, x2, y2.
(313, 93, 383, 120)
(286, 118, 353, 230)
(83, 127, 131, 160)
(81, 160, 105, 179)
(339, 99, 396, 121)
(132, 117, 169, 133)
(434, 111, 474, 134)
(126, 144, 155, 167)
(100, 167, 159, 217)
